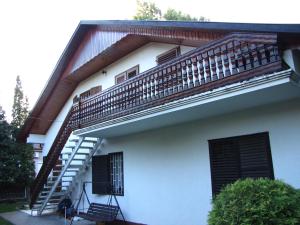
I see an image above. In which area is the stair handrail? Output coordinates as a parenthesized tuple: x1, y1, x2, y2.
(30, 108, 73, 208)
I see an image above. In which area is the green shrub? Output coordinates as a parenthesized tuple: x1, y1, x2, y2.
(208, 178, 300, 225)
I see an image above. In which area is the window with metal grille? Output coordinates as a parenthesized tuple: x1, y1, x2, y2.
(156, 47, 181, 65)
(109, 152, 124, 195)
(92, 152, 124, 196)
(209, 132, 274, 196)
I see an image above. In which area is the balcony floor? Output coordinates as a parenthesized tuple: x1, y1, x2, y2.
(74, 69, 300, 138)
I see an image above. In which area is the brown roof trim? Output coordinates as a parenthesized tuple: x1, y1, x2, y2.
(82, 20, 300, 33)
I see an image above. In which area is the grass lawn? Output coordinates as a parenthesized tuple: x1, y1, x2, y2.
(0, 202, 25, 225)
(0, 202, 21, 213)
(0, 217, 13, 225)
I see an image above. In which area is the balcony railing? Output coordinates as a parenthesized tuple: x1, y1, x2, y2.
(70, 32, 282, 131)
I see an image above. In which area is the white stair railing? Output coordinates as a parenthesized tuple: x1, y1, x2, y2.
(37, 136, 101, 215)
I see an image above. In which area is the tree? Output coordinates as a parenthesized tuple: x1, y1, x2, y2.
(134, 1, 209, 22)
(0, 106, 5, 121)
(0, 106, 11, 144)
(11, 76, 29, 136)
(0, 104, 34, 188)
(163, 8, 209, 22)
(134, 0, 162, 20)
(0, 80, 34, 190)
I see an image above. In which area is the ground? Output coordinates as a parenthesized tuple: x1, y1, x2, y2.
(0, 202, 94, 225)
(0, 211, 94, 225)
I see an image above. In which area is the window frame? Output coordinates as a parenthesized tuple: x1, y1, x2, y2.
(156, 46, 181, 65)
(80, 85, 102, 100)
(115, 65, 139, 84)
(109, 152, 124, 196)
(92, 152, 124, 196)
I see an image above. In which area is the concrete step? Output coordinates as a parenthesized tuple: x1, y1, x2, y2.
(39, 192, 66, 198)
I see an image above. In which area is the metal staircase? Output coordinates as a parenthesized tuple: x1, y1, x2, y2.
(31, 135, 102, 215)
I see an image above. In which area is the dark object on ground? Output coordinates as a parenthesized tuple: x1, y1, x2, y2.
(57, 198, 74, 218)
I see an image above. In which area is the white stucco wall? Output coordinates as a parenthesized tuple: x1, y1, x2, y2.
(71, 98, 300, 225)
(41, 43, 195, 156)
(27, 134, 45, 144)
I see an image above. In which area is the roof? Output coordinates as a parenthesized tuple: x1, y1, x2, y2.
(18, 20, 300, 142)
(81, 20, 300, 33)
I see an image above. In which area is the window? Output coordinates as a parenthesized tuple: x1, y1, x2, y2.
(209, 132, 274, 195)
(115, 65, 139, 84)
(80, 85, 102, 100)
(156, 47, 181, 65)
(115, 73, 126, 85)
(109, 152, 124, 195)
(92, 152, 124, 195)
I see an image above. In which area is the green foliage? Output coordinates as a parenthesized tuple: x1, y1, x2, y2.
(11, 76, 29, 133)
(134, 1, 209, 22)
(0, 106, 5, 121)
(134, 0, 161, 20)
(0, 104, 34, 187)
(208, 178, 300, 225)
(163, 8, 208, 22)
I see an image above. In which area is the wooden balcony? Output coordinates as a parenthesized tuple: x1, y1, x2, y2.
(70, 32, 282, 131)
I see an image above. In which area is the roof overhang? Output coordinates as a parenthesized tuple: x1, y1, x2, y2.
(18, 20, 300, 142)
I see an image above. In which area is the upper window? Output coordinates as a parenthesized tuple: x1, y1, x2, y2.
(80, 85, 102, 100)
(115, 65, 139, 84)
(209, 132, 274, 196)
(92, 152, 124, 196)
(156, 47, 181, 65)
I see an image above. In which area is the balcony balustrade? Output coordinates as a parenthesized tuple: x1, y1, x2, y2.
(70, 32, 282, 130)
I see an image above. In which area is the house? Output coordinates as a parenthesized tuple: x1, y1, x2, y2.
(20, 20, 300, 225)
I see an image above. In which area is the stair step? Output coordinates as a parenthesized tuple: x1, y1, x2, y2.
(33, 203, 58, 210)
(64, 152, 90, 155)
(36, 199, 60, 204)
(68, 164, 83, 168)
(66, 167, 80, 170)
(63, 174, 75, 177)
(65, 146, 93, 149)
(40, 192, 66, 198)
(70, 139, 97, 144)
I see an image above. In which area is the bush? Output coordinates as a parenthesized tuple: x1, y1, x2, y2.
(208, 178, 300, 225)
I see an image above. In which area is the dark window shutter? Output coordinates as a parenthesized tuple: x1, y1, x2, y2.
(209, 132, 274, 196)
(92, 155, 110, 194)
(238, 133, 274, 179)
(209, 139, 240, 195)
